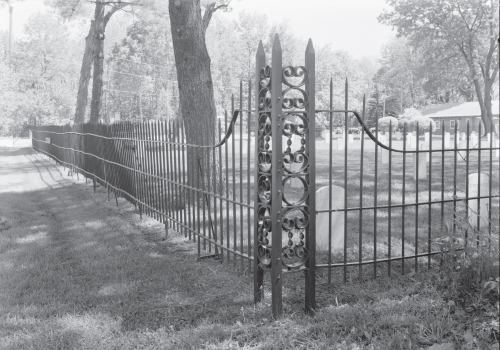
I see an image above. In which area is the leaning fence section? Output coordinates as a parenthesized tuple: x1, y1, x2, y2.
(31, 83, 256, 269)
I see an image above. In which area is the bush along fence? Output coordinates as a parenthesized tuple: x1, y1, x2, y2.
(31, 35, 500, 318)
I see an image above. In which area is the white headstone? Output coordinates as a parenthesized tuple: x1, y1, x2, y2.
(460, 132, 466, 141)
(495, 140, 499, 158)
(381, 148, 389, 164)
(470, 134, 478, 147)
(413, 152, 427, 180)
(336, 138, 345, 150)
(424, 132, 429, 143)
(468, 173, 490, 229)
(395, 131, 401, 140)
(348, 134, 354, 144)
(316, 186, 345, 252)
(378, 134, 387, 145)
(444, 132, 450, 148)
(407, 135, 416, 149)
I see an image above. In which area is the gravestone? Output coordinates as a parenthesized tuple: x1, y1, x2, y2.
(495, 140, 499, 158)
(413, 151, 427, 180)
(336, 137, 345, 150)
(407, 135, 416, 149)
(395, 131, 401, 140)
(316, 185, 344, 252)
(460, 132, 466, 141)
(470, 134, 478, 147)
(468, 173, 489, 229)
(378, 135, 389, 164)
(424, 132, 430, 143)
(444, 132, 450, 147)
(348, 134, 354, 144)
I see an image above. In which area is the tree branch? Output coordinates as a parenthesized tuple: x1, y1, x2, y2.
(202, 0, 230, 33)
(103, 2, 128, 27)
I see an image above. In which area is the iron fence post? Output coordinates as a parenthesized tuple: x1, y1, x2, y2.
(254, 41, 266, 304)
(270, 34, 284, 319)
(304, 38, 316, 313)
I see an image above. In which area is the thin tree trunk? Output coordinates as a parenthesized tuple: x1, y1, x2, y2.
(74, 20, 95, 123)
(89, 1, 105, 124)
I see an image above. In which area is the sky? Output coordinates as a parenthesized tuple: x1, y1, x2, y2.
(0, 0, 397, 59)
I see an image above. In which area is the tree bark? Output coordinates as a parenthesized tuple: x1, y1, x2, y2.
(89, 2, 127, 124)
(169, 0, 217, 144)
(169, 0, 220, 192)
(89, 1, 105, 124)
(74, 20, 95, 123)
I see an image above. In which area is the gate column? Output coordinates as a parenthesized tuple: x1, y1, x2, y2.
(254, 35, 316, 318)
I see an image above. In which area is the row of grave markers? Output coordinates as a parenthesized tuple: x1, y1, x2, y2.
(314, 171, 491, 253)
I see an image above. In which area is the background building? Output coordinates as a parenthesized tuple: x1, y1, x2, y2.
(422, 101, 499, 135)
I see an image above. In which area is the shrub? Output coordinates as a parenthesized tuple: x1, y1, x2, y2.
(377, 116, 399, 133)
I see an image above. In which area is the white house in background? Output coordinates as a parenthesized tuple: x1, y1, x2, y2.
(421, 101, 499, 135)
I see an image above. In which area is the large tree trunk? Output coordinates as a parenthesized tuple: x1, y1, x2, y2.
(168, 0, 217, 144)
(74, 20, 95, 123)
(89, 1, 105, 124)
(168, 0, 219, 191)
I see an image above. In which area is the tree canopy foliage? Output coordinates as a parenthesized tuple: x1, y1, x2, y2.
(379, 0, 499, 134)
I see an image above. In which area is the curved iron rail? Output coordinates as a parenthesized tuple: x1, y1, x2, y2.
(198, 110, 242, 149)
(317, 109, 499, 154)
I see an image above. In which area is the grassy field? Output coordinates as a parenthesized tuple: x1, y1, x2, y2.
(1, 146, 499, 349)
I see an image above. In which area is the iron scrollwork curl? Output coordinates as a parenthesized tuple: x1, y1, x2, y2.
(281, 207, 309, 268)
(282, 66, 309, 110)
(256, 65, 273, 268)
(257, 206, 272, 266)
(282, 66, 308, 87)
(258, 66, 272, 110)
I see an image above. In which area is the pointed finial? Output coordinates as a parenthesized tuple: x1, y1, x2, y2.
(273, 33, 281, 54)
(306, 38, 314, 53)
(256, 40, 265, 57)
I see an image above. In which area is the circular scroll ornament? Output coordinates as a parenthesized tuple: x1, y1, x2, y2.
(282, 66, 308, 87)
(257, 175, 272, 204)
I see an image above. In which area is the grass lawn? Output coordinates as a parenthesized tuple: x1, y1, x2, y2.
(1, 146, 498, 349)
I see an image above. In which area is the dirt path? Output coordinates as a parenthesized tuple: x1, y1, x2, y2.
(0, 147, 259, 350)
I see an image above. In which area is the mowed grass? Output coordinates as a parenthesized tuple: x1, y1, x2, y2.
(1, 148, 499, 349)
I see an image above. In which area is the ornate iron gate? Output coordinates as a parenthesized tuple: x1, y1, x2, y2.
(253, 35, 316, 318)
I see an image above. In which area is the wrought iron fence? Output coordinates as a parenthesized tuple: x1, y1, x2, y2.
(31, 96, 256, 273)
(30, 35, 499, 319)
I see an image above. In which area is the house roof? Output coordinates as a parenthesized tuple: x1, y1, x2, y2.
(421, 101, 499, 118)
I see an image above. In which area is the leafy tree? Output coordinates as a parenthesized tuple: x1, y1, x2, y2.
(366, 84, 400, 127)
(374, 37, 426, 109)
(47, 0, 144, 123)
(0, 12, 80, 133)
(107, 15, 177, 122)
(379, 0, 499, 135)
